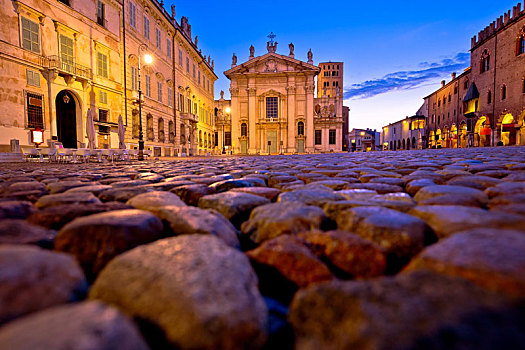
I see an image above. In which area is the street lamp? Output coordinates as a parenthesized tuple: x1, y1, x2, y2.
(137, 44, 153, 161)
(223, 107, 230, 154)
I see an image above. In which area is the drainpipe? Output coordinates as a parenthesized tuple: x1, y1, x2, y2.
(122, 0, 128, 127)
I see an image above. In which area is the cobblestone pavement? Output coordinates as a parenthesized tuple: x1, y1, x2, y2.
(0, 147, 525, 349)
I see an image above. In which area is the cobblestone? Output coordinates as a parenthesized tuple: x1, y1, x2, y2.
(0, 147, 524, 349)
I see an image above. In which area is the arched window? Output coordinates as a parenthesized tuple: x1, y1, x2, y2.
(502, 85, 507, 100)
(487, 90, 492, 104)
(168, 121, 174, 143)
(146, 114, 154, 141)
(297, 121, 304, 136)
(158, 118, 165, 142)
(241, 123, 247, 137)
(480, 50, 490, 73)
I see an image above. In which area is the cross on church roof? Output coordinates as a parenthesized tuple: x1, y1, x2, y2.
(267, 32, 276, 44)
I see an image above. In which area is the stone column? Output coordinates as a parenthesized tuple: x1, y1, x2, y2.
(230, 87, 240, 154)
(305, 82, 315, 152)
(286, 85, 296, 153)
(247, 87, 257, 154)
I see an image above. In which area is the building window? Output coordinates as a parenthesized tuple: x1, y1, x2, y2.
(464, 80, 469, 90)
(192, 64, 196, 79)
(329, 130, 336, 145)
(523, 79, 525, 94)
(266, 97, 278, 119)
(132, 109, 139, 138)
(198, 71, 201, 84)
(129, 1, 136, 29)
(156, 28, 161, 49)
(98, 109, 108, 122)
(179, 49, 183, 66)
(448, 94, 451, 103)
(60, 34, 74, 73)
(167, 87, 173, 107)
(99, 90, 107, 104)
(145, 75, 151, 97)
(186, 57, 190, 73)
(168, 120, 174, 143)
(315, 130, 322, 145)
(297, 121, 304, 136)
(224, 131, 231, 146)
(481, 50, 490, 73)
(143, 16, 150, 40)
(167, 39, 172, 58)
(58, 0, 70, 5)
(26, 69, 40, 87)
(501, 85, 507, 100)
(157, 82, 162, 103)
(97, 0, 105, 27)
(487, 90, 492, 104)
(97, 52, 108, 78)
(21, 17, 40, 54)
(146, 114, 154, 140)
(241, 123, 247, 137)
(158, 118, 165, 142)
(131, 66, 138, 90)
(26, 92, 44, 129)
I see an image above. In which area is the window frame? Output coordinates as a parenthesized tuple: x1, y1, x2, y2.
(143, 15, 150, 40)
(156, 28, 161, 49)
(128, 1, 136, 29)
(25, 91, 45, 130)
(20, 16, 41, 54)
(314, 130, 322, 145)
(97, 52, 108, 78)
(329, 129, 336, 145)
(266, 97, 278, 119)
(157, 81, 162, 103)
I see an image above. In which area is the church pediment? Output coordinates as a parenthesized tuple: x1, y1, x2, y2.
(225, 53, 320, 78)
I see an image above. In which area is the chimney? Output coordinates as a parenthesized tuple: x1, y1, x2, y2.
(441, 80, 446, 87)
(451, 72, 457, 80)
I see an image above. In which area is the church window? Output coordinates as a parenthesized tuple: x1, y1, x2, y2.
(266, 97, 278, 119)
(517, 27, 525, 55)
(241, 123, 247, 137)
(297, 121, 304, 136)
(315, 130, 322, 145)
(480, 50, 490, 73)
(329, 130, 336, 145)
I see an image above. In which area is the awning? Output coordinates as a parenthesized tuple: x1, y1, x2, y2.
(463, 82, 479, 102)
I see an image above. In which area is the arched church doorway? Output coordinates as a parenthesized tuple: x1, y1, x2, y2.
(500, 113, 516, 146)
(56, 90, 78, 148)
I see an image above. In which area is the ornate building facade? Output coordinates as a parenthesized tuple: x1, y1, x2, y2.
(424, 2, 525, 147)
(0, 0, 217, 156)
(217, 39, 345, 154)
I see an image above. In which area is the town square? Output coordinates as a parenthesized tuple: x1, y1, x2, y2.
(0, 0, 524, 349)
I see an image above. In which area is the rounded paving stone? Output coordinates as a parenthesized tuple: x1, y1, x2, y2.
(0, 301, 149, 350)
(35, 192, 102, 209)
(0, 245, 87, 325)
(126, 191, 186, 211)
(90, 235, 268, 349)
(0, 220, 56, 248)
(0, 201, 35, 220)
(55, 209, 163, 280)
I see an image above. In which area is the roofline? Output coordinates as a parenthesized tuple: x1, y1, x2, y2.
(224, 52, 321, 78)
(382, 115, 425, 129)
(423, 67, 471, 99)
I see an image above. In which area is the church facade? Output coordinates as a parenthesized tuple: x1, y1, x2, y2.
(219, 39, 344, 154)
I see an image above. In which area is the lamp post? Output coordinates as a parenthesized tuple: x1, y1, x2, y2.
(137, 44, 153, 161)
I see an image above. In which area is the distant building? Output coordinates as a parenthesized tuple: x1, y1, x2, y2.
(342, 106, 350, 151)
(381, 115, 426, 151)
(424, 2, 525, 147)
(349, 128, 380, 152)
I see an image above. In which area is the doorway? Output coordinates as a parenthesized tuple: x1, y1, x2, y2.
(267, 130, 277, 154)
(297, 139, 304, 153)
(240, 139, 247, 154)
(56, 90, 78, 148)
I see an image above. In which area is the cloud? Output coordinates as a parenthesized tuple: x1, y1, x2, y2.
(344, 52, 470, 100)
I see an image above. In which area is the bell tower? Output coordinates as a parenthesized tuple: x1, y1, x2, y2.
(317, 62, 344, 98)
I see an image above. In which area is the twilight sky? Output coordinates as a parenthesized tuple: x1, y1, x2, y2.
(167, 0, 518, 131)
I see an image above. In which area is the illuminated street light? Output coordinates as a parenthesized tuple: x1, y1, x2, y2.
(137, 45, 153, 161)
(225, 107, 231, 114)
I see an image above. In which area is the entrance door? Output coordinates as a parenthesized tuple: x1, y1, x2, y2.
(56, 91, 77, 148)
(240, 139, 247, 154)
(297, 139, 304, 153)
(267, 131, 277, 154)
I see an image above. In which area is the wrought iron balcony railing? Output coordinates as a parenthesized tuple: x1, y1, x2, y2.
(46, 55, 92, 80)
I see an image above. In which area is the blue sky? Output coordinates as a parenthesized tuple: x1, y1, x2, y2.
(166, 0, 520, 130)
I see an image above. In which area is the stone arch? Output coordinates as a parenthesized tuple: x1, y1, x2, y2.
(402, 139, 406, 150)
(54, 89, 83, 148)
(406, 138, 410, 150)
(500, 113, 516, 146)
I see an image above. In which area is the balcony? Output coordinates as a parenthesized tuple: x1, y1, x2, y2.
(46, 55, 92, 81)
(181, 112, 199, 123)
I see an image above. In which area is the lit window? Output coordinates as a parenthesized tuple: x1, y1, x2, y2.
(266, 97, 278, 119)
(21, 17, 40, 53)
